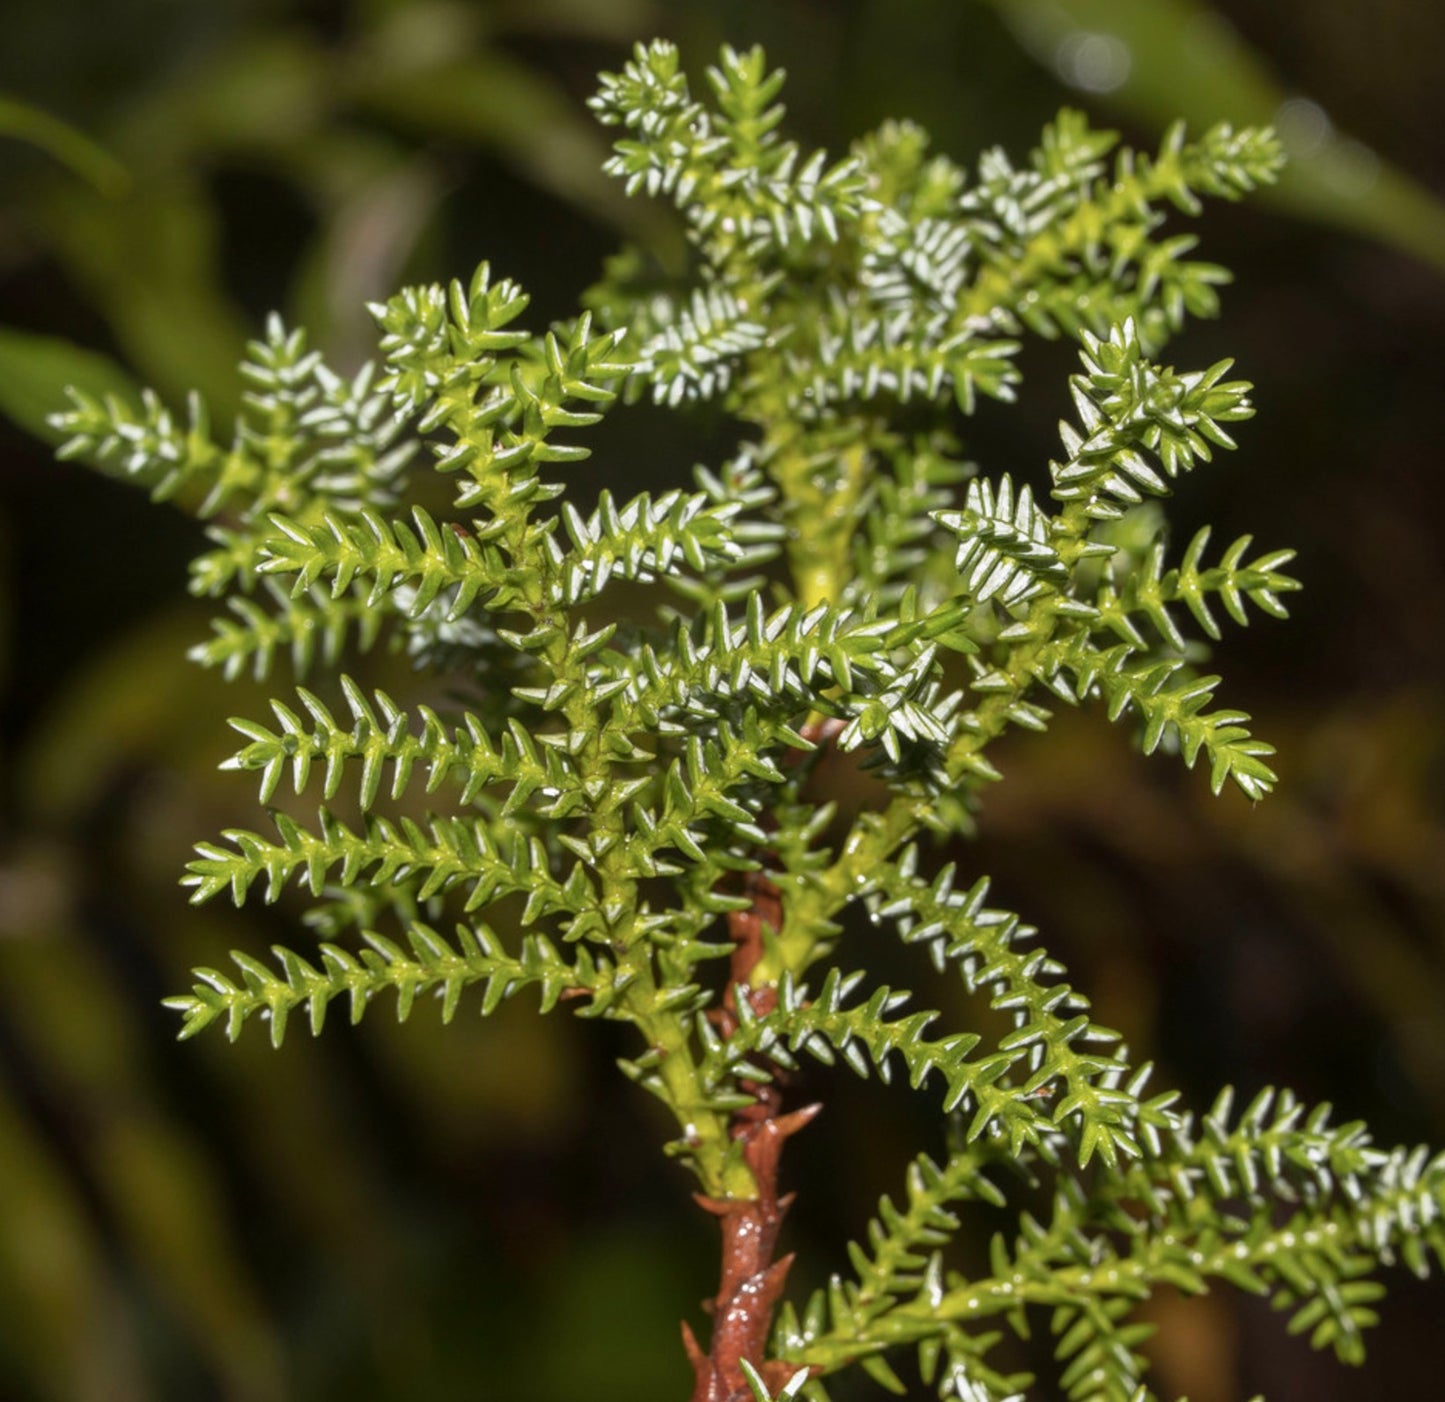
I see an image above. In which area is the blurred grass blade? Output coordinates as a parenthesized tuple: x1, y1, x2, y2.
(0, 1084, 148, 1400)
(0, 93, 129, 196)
(0, 326, 140, 444)
(0, 931, 285, 1397)
(992, 0, 1445, 271)
(39, 179, 250, 414)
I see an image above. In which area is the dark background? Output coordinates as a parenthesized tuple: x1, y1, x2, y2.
(0, 1, 1442, 1397)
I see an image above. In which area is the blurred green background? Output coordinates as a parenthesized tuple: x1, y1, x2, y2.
(0, 2, 1442, 1398)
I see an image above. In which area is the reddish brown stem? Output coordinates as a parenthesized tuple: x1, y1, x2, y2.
(683, 718, 842, 1401)
(683, 1100, 821, 1401)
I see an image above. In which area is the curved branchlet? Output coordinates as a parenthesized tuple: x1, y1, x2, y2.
(589, 42, 868, 275)
(780, 1088, 1445, 1397)
(1049, 318, 1256, 521)
(865, 850, 1181, 1163)
(54, 36, 1435, 1402)
(55, 318, 415, 596)
(956, 110, 1283, 351)
(1052, 634, 1280, 799)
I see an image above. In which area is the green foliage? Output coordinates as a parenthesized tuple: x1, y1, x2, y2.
(780, 1086, 1445, 1398)
(52, 37, 1445, 1401)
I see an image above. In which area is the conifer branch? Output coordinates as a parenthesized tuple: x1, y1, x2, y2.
(772, 1145, 1007, 1395)
(1050, 320, 1255, 520)
(183, 806, 580, 921)
(936, 474, 1068, 608)
(372, 266, 630, 514)
(53, 384, 227, 507)
(636, 286, 770, 405)
(163, 921, 605, 1047)
(57, 34, 1437, 1402)
(955, 111, 1284, 349)
(698, 968, 1101, 1165)
(1055, 638, 1278, 799)
(53, 317, 413, 523)
(1093, 525, 1300, 650)
(784, 1090, 1445, 1389)
(590, 41, 868, 270)
(255, 488, 747, 618)
(775, 305, 1020, 417)
(866, 851, 1182, 1166)
(221, 677, 566, 812)
(187, 578, 389, 681)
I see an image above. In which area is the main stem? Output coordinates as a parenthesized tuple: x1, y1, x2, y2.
(683, 722, 841, 1401)
(681, 406, 861, 1395)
